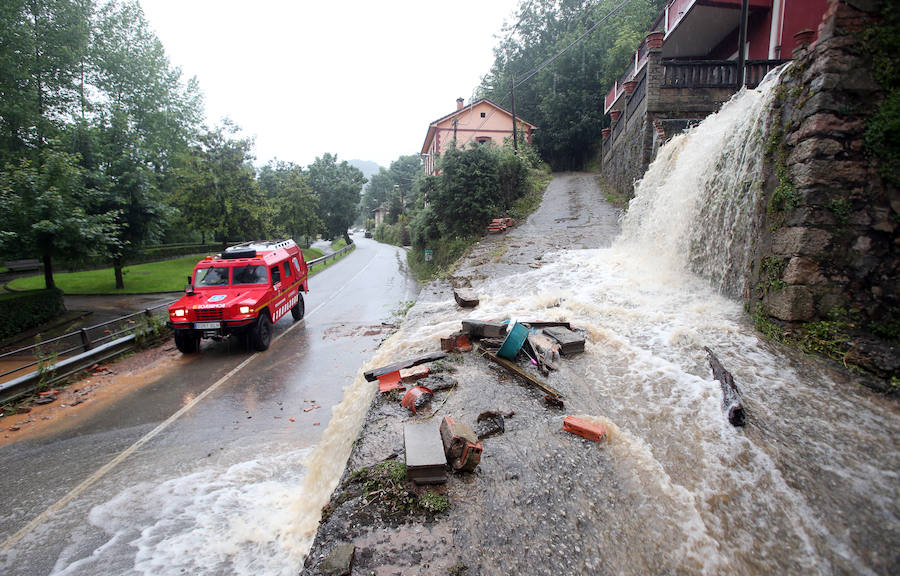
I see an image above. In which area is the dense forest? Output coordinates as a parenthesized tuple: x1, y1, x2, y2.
(480, 0, 666, 169)
(0, 0, 363, 290)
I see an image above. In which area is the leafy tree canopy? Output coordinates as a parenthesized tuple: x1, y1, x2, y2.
(480, 0, 666, 169)
(307, 153, 366, 242)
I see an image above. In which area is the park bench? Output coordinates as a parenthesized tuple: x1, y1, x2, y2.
(4, 258, 40, 272)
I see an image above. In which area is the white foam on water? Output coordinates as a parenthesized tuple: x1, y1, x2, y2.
(53, 448, 311, 576)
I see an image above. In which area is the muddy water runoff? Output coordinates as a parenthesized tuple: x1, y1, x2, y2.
(40, 71, 896, 574)
(303, 70, 896, 574)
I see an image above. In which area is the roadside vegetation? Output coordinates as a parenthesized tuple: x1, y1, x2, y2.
(6, 247, 329, 294)
(0, 0, 365, 294)
(361, 143, 550, 282)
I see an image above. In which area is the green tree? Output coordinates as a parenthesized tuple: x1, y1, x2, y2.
(307, 153, 366, 243)
(0, 0, 90, 162)
(173, 123, 265, 249)
(258, 160, 322, 242)
(480, 0, 665, 169)
(0, 147, 118, 288)
(430, 145, 499, 238)
(89, 0, 201, 288)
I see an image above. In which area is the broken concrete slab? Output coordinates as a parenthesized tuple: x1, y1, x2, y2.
(321, 543, 355, 576)
(418, 373, 457, 392)
(453, 288, 480, 308)
(400, 365, 430, 382)
(364, 352, 447, 382)
(543, 326, 585, 355)
(461, 320, 507, 339)
(474, 410, 507, 440)
(404, 422, 447, 484)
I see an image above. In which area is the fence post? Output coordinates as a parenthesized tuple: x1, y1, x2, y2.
(80, 328, 92, 351)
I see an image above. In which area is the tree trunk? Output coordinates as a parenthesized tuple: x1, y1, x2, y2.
(343, 230, 351, 246)
(114, 257, 124, 290)
(42, 252, 55, 290)
(704, 347, 746, 426)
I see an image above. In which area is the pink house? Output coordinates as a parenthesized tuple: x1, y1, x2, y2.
(420, 98, 537, 175)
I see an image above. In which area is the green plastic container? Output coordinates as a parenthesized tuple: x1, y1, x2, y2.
(497, 322, 529, 359)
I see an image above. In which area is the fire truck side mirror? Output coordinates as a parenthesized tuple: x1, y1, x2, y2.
(185, 276, 194, 295)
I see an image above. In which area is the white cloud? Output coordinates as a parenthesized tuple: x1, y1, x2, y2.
(139, 0, 520, 168)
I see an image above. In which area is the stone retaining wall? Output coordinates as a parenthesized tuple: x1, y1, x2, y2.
(751, 0, 898, 377)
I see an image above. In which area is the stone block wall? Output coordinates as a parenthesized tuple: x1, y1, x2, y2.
(751, 0, 898, 377)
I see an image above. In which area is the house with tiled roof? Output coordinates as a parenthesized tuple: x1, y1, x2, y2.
(421, 98, 537, 175)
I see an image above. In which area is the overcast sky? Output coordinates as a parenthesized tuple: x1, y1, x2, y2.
(138, 0, 521, 169)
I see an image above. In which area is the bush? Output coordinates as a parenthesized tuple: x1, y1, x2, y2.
(0, 288, 65, 339)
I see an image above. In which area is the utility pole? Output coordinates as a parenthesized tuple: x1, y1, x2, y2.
(737, 0, 749, 87)
(510, 74, 518, 151)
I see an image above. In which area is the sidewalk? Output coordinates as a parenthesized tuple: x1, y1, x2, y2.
(302, 174, 621, 575)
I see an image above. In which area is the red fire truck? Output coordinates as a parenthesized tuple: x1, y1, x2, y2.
(167, 239, 309, 353)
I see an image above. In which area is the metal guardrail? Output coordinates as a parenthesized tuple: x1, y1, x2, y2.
(306, 242, 354, 268)
(0, 241, 356, 404)
(0, 302, 173, 404)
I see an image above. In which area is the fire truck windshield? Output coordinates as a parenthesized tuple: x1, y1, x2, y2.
(232, 265, 268, 285)
(195, 267, 229, 286)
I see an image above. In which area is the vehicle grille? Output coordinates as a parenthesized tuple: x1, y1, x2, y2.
(195, 308, 224, 321)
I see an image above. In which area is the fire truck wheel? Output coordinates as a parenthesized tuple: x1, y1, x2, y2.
(251, 313, 272, 351)
(174, 329, 200, 354)
(291, 293, 305, 320)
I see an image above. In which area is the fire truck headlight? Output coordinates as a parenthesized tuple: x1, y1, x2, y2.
(239, 306, 251, 314)
(173, 309, 186, 317)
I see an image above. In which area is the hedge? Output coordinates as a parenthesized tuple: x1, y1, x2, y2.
(0, 288, 65, 340)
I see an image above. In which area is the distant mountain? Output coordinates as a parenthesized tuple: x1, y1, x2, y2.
(348, 159, 382, 181)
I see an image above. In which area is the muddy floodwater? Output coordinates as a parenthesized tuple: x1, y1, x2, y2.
(302, 76, 898, 576)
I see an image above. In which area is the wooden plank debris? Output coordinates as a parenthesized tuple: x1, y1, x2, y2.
(543, 326, 585, 355)
(453, 288, 480, 308)
(476, 345, 562, 399)
(364, 352, 447, 382)
(704, 347, 746, 427)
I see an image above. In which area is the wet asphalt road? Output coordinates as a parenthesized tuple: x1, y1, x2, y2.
(0, 235, 418, 575)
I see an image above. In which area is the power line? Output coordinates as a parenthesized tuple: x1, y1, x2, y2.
(514, 0, 633, 89)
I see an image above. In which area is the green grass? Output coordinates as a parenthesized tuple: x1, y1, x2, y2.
(6, 246, 338, 295)
(7, 255, 204, 293)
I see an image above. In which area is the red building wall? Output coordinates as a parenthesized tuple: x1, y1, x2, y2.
(781, 0, 830, 55)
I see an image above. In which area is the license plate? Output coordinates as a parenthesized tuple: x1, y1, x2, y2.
(194, 322, 221, 329)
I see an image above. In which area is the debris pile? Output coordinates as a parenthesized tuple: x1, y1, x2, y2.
(486, 217, 516, 234)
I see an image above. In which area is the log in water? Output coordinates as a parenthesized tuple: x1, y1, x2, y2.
(704, 346, 745, 427)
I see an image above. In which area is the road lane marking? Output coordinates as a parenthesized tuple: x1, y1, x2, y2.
(0, 245, 384, 553)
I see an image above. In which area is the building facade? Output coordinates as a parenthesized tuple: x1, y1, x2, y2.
(601, 0, 829, 198)
(421, 98, 536, 176)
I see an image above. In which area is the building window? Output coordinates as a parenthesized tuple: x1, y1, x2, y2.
(480, 112, 486, 118)
(476, 137, 490, 145)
